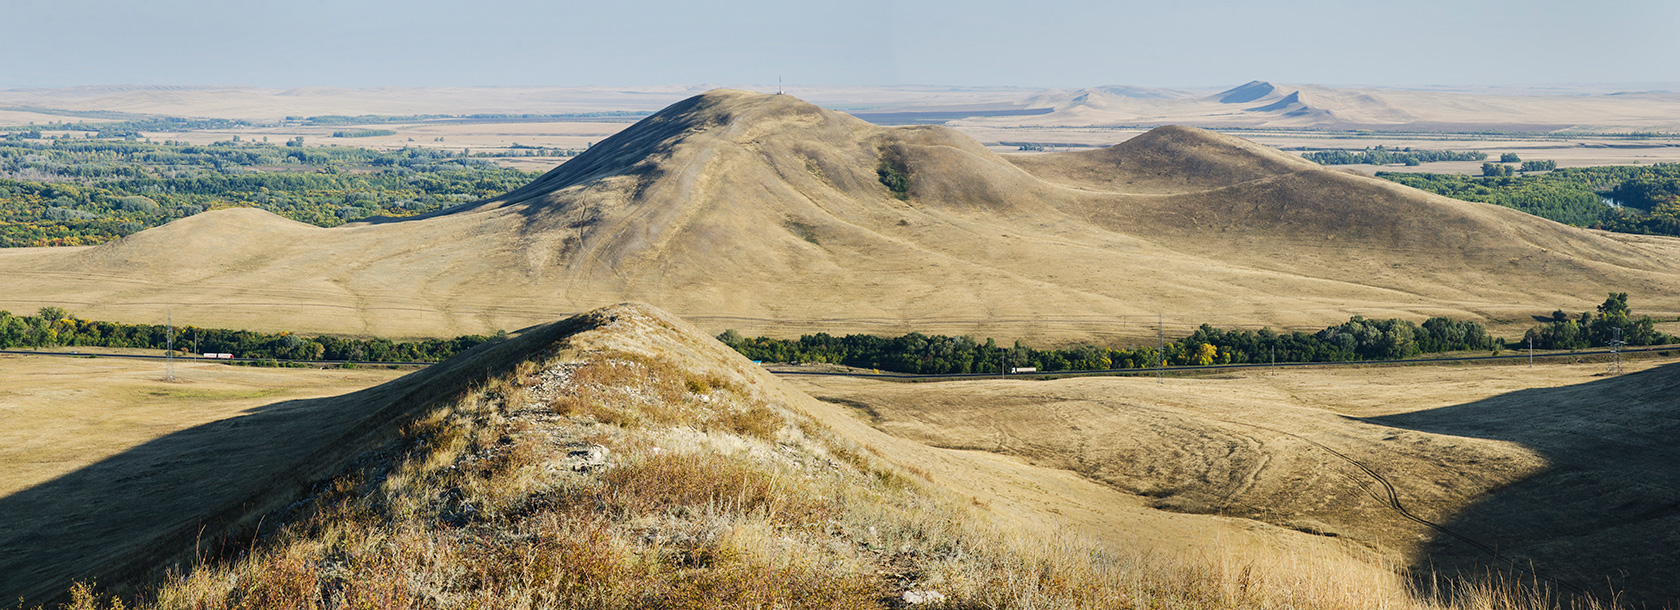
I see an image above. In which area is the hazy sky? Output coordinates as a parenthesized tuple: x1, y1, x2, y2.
(3, 0, 1676, 89)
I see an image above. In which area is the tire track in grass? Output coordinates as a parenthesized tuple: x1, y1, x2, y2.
(1208, 416, 1589, 597)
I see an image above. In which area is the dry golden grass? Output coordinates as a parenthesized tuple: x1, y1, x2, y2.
(0, 354, 407, 497)
(2, 90, 1678, 345)
(788, 355, 1680, 605)
(26, 304, 1641, 610)
(0, 354, 410, 604)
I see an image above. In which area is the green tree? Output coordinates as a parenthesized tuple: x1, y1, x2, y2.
(1481, 162, 1514, 177)
(36, 306, 69, 323)
(1597, 292, 1630, 318)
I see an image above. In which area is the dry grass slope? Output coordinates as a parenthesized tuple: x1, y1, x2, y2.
(0, 90, 1677, 344)
(25, 303, 1635, 610)
(788, 357, 1680, 606)
(0, 355, 408, 605)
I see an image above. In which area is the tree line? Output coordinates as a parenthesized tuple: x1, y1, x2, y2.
(0, 307, 495, 362)
(719, 294, 1671, 375)
(1522, 292, 1670, 349)
(295, 111, 651, 125)
(4, 295, 1667, 373)
(1, 116, 250, 139)
(331, 129, 398, 138)
(0, 139, 539, 246)
(1300, 146, 1486, 166)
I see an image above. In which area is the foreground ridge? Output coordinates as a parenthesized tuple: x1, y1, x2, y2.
(20, 302, 1617, 609)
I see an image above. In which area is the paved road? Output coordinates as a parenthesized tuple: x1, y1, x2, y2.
(5, 344, 1675, 380)
(764, 344, 1680, 381)
(0, 349, 435, 367)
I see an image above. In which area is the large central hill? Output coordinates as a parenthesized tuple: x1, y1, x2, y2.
(1, 89, 1677, 342)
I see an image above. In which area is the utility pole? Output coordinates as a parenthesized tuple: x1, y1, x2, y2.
(165, 310, 175, 382)
(1271, 345, 1276, 377)
(1528, 336, 1533, 367)
(1156, 313, 1165, 383)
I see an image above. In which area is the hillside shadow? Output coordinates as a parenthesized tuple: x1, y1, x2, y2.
(0, 390, 398, 605)
(0, 315, 591, 606)
(1369, 363, 1680, 606)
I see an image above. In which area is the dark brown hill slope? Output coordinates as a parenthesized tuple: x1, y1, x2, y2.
(0, 89, 1675, 342)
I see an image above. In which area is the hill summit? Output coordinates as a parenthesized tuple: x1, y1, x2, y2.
(0, 89, 1677, 341)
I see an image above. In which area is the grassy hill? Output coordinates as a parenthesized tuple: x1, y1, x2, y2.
(14, 302, 1630, 609)
(0, 90, 1677, 345)
(792, 356, 1680, 605)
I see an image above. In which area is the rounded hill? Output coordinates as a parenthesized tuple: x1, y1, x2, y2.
(0, 89, 1676, 343)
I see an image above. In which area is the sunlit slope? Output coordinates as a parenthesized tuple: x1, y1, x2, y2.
(789, 357, 1680, 604)
(1, 89, 1677, 342)
(11, 303, 1428, 608)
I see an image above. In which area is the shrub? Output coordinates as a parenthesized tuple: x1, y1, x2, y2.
(118, 196, 159, 212)
(876, 146, 911, 200)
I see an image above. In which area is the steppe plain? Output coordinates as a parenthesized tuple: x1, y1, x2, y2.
(4, 82, 1680, 607)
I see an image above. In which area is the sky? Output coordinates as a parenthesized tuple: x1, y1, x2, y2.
(2, 0, 1677, 89)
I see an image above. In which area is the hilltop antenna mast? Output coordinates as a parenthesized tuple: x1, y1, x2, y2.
(777, 76, 783, 95)
(1607, 327, 1626, 375)
(165, 309, 175, 382)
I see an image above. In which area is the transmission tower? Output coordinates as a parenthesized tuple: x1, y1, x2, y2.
(1156, 313, 1165, 383)
(1607, 327, 1626, 375)
(165, 310, 176, 382)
